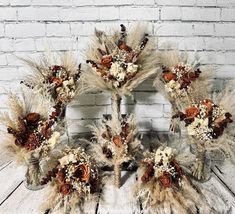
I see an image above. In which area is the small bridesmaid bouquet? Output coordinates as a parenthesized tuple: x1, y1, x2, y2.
(20, 52, 82, 120)
(89, 113, 141, 188)
(172, 86, 235, 180)
(136, 146, 227, 214)
(0, 89, 62, 188)
(41, 146, 100, 214)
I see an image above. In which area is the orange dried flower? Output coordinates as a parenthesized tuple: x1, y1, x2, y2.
(185, 106, 199, 119)
(60, 183, 72, 196)
(118, 42, 132, 52)
(101, 55, 113, 68)
(112, 135, 122, 147)
(50, 77, 63, 87)
(162, 72, 177, 82)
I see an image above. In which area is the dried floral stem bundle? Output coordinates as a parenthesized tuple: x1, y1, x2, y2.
(136, 147, 227, 214)
(41, 147, 100, 213)
(89, 113, 141, 188)
(82, 24, 160, 96)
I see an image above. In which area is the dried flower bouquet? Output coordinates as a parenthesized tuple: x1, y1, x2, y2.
(0, 89, 61, 188)
(20, 52, 82, 121)
(82, 24, 160, 96)
(136, 146, 228, 214)
(89, 113, 141, 188)
(41, 146, 100, 213)
(172, 87, 235, 180)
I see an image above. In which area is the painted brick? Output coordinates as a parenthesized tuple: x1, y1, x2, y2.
(215, 24, 235, 37)
(100, 7, 119, 20)
(14, 39, 35, 51)
(0, 8, 17, 21)
(5, 23, 46, 38)
(0, 39, 14, 52)
(182, 8, 220, 21)
(46, 24, 70, 37)
(152, 118, 171, 131)
(120, 7, 159, 21)
(155, 0, 195, 6)
(18, 7, 60, 21)
(161, 7, 182, 20)
(60, 8, 100, 21)
(221, 9, 235, 21)
(193, 23, 214, 36)
(224, 38, 235, 51)
(135, 104, 163, 118)
(154, 23, 193, 36)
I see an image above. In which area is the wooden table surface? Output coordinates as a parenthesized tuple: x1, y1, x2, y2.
(0, 152, 235, 214)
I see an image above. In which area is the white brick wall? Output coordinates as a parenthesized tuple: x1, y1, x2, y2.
(0, 0, 234, 135)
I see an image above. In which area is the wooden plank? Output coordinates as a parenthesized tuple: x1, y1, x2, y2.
(0, 182, 98, 214)
(198, 174, 235, 213)
(212, 160, 235, 195)
(0, 162, 25, 205)
(0, 182, 45, 214)
(97, 171, 140, 214)
(0, 152, 12, 170)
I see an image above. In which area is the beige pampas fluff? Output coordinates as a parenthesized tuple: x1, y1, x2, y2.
(81, 23, 160, 96)
(135, 146, 229, 214)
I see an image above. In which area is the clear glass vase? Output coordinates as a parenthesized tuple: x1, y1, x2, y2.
(25, 154, 44, 190)
(190, 144, 211, 182)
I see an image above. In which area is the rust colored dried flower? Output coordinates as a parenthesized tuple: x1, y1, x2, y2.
(118, 42, 132, 52)
(74, 164, 90, 183)
(25, 112, 40, 124)
(102, 146, 113, 159)
(49, 77, 63, 87)
(60, 183, 72, 196)
(185, 106, 199, 119)
(101, 55, 113, 68)
(162, 72, 177, 82)
(25, 133, 41, 150)
(141, 162, 154, 183)
(17, 117, 27, 133)
(159, 172, 172, 188)
(56, 168, 66, 184)
(112, 135, 122, 147)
